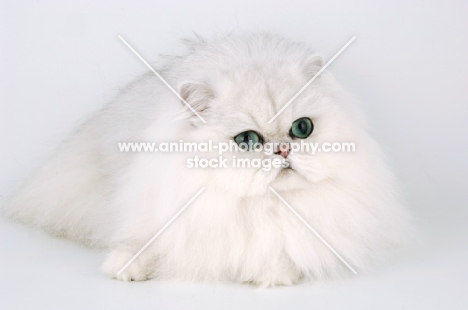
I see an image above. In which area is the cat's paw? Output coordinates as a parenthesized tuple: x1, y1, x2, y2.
(255, 273, 300, 288)
(252, 266, 302, 288)
(101, 249, 156, 281)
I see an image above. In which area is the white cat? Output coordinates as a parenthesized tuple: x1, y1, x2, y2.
(3, 32, 412, 286)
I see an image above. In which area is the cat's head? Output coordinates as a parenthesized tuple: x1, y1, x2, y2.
(172, 34, 366, 197)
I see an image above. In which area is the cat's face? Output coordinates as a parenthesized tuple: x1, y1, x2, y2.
(178, 56, 359, 197)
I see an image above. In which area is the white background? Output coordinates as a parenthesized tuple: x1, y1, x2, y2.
(1, 0, 467, 309)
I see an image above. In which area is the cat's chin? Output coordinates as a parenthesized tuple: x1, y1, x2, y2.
(270, 167, 310, 191)
(277, 167, 294, 178)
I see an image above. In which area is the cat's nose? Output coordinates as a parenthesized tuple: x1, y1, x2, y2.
(275, 143, 290, 158)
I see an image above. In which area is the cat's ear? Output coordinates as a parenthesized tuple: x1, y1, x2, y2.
(178, 82, 214, 122)
(303, 54, 323, 77)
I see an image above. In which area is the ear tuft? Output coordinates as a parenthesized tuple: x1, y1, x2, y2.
(304, 54, 323, 77)
(179, 82, 214, 114)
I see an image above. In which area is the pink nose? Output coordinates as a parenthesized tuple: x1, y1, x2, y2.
(276, 143, 290, 158)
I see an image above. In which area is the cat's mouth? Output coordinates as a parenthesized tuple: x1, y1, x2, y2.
(270, 164, 299, 189)
(277, 168, 292, 179)
(274, 159, 307, 182)
(277, 163, 294, 176)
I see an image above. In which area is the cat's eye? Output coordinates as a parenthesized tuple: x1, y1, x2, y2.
(290, 117, 313, 139)
(234, 130, 263, 150)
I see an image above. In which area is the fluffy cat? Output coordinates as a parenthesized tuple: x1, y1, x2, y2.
(3, 32, 412, 286)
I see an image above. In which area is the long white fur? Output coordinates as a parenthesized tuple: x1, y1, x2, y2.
(3, 32, 412, 286)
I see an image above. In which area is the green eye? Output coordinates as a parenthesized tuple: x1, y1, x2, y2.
(234, 130, 262, 150)
(290, 117, 313, 139)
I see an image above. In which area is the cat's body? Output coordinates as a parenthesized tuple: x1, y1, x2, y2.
(4, 33, 412, 286)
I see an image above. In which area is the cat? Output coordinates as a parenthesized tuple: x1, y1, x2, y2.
(3, 32, 412, 287)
